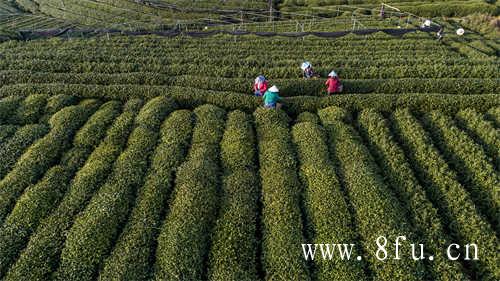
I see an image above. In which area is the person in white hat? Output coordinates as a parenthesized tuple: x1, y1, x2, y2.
(436, 27, 444, 41)
(325, 70, 342, 95)
(262, 85, 282, 109)
(301, 61, 317, 79)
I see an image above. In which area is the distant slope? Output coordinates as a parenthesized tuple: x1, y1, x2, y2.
(280, 0, 500, 18)
(10, 0, 268, 29)
(0, 1, 20, 13)
(1, 0, 498, 37)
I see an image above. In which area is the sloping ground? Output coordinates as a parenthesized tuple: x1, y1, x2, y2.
(280, 0, 500, 17)
(9, 0, 269, 29)
(453, 14, 500, 39)
(0, 1, 78, 40)
(0, 94, 498, 281)
(0, 1, 19, 13)
(2, 0, 497, 35)
(0, 14, 75, 30)
(148, 0, 269, 9)
(1, 0, 497, 42)
(13, 0, 184, 28)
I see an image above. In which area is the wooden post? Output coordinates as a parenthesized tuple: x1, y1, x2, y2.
(269, 0, 273, 22)
(240, 11, 243, 30)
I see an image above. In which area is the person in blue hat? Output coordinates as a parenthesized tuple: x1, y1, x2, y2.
(253, 75, 268, 96)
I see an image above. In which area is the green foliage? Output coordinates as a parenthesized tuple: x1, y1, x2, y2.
(0, 124, 49, 179)
(485, 106, 500, 126)
(455, 108, 500, 169)
(0, 100, 127, 277)
(2, 52, 492, 76)
(54, 97, 175, 281)
(422, 110, 500, 233)
(317, 106, 350, 122)
(0, 34, 498, 114)
(13, 0, 39, 13)
(292, 120, 366, 281)
(9, 94, 47, 124)
(0, 100, 100, 223)
(282, 1, 499, 17)
(392, 108, 499, 281)
(41, 94, 78, 123)
(468, 40, 496, 56)
(155, 104, 226, 280)
(1, 70, 499, 95)
(208, 110, 259, 281)
(4, 99, 143, 281)
(98, 109, 194, 281)
(0, 96, 22, 124)
(8, 0, 265, 30)
(254, 108, 310, 281)
(319, 106, 427, 281)
(357, 109, 468, 281)
(219, 111, 257, 172)
(449, 41, 496, 60)
(318, 94, 500, 116)
(295, 112, 319, 124)
(402, 2, 498, 17)
(20, 0, 173, 28)
(208, 171, 260, 281)
(458, 13, 500, 37)
(2, 83, 498, 116)
(0, 125, 17, 143)
(73, 101, 122, 148)
(0, 97, 497, 281)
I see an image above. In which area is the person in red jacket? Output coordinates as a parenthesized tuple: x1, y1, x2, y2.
(253, 75, 268, 96)
(325, 71, 342, 95)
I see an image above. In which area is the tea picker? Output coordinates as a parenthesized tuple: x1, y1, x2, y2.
(253, 75, 268, 96)
(301, 61, 318, 79)
(380, 5, 385, 19)
(436, 27, 444, 41)
(262, 85, 282, 110)
(325, 70, 343, 95)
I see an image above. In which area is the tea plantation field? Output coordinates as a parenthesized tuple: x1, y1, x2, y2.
(0, 33, 498, 110)
(0, 3, 499, 280)
(0, 92, 499, 280)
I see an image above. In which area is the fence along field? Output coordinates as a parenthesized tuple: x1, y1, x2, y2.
(4, 0, 269, 32)
(0, 91, 498, 280)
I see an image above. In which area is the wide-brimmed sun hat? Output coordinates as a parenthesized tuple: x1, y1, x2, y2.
(255, 75, 266, 83)
(269, 85, 279, 92)
(301, 61, 311, 71)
